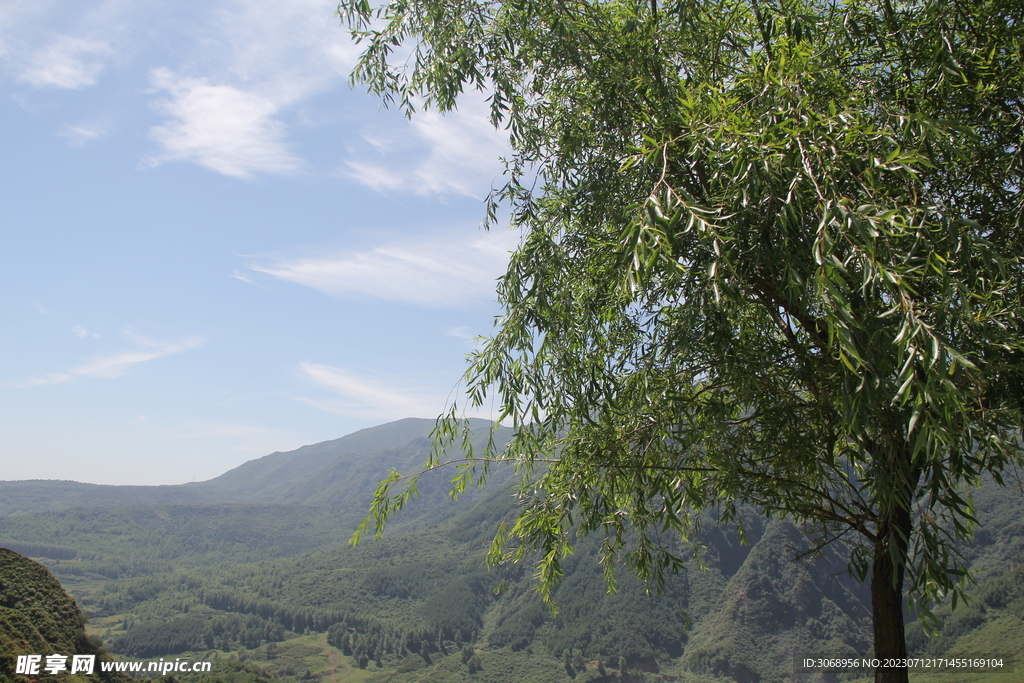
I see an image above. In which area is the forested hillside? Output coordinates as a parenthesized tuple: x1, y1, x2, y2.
(0, 548, 127, 682)
(2, 420, 1021, 683)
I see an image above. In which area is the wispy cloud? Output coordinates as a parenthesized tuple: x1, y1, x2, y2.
(146, 69, 301, 178)
(250, 231, 518, 307)
(0, 0, 134, 85)
(406, 107, 509, 196)
(58, 122, 106, 147)
(143, 0, 359, 178)
(15, 35, 112, 89)
(204, 0, 357, 96)
(445, 326, 474, 341)
(73, 338, 204, 379)
(231, 269, 256, 285)
(296, 362, 441, 420)
(296, 362, 504, 423)
(342, 98, 509, 198)
(340, 161, 405, 193)
(14, 372, 74, 388)
(8, 333, 206, 388)
(444, 326, 484, 350)
(71, 325, 99, 338)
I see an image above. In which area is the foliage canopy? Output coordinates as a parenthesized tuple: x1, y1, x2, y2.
(342, 0, 1024, 676)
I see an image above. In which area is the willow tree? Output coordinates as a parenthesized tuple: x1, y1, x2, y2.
(341, 0, 1024, 680)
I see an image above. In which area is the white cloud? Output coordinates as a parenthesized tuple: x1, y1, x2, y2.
(143, 0, 360, 178)
(71, 325, 99, 338)
(408, 107, 509, 196)
(296, 362, 442, 420)
(8, 333, 205, 387)
(231, 269, 256, 284)
(73, 340, 202, 379)
(58, 122, 105, 147)
(205, 0, 357, 96)
(15, 372, 73, 388)
(444, 325, 486, 350)
(250, 231, 518, 307)
(146, 69, 301, 178)
(340, 161, 405, 193)
(446, 326, 474, 341)
(342, 98, 510, 198)
(296, 362, 505, 423)
(15, 35, 112, 89)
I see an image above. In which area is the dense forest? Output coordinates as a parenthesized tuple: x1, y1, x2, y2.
(1, 419, 1021, 683)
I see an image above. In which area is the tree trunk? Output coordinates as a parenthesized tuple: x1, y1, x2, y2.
(871, 506, 913, 683)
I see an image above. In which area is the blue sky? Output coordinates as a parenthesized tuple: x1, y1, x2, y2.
(1, 0, 517, 485)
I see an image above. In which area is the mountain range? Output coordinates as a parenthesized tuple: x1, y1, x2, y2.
(0, 418, 509, 517)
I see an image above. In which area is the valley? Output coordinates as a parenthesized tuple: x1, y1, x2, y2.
(1, 418, 1022, 683)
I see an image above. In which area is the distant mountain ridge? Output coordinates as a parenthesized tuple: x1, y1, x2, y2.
(0, 418, 508, 516)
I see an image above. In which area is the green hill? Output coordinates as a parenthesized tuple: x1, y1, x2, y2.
(0, 547, 126, 682)
(0, 480, 207, 517)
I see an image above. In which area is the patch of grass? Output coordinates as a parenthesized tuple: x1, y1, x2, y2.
(363, 647, 569, 683)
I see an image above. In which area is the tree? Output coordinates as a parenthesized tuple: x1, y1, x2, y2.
(340, 1, 1024, 681)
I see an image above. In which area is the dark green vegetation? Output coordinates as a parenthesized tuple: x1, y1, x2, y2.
(0, 547, 126, 682)
(2, 419, 1022, 683)
(339, 0, 1024, 680)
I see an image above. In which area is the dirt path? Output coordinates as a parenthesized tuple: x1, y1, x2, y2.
(318, 633, 348, 683)
(327, 647, 338, 683)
